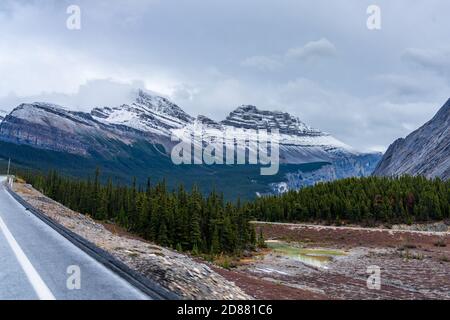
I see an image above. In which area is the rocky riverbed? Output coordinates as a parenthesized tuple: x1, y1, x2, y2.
(234, 222, 450, 299)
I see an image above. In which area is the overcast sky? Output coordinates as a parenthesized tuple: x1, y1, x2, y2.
(1, 0, 450, 152)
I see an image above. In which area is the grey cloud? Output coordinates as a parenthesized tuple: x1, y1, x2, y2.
(372, 74, 440, 101)
(402, 47, 450, 75)
(1, 0, 450, 152)
(241, 55, 282, 71)
(285, 38, 337, 61)
(272, 78, 445, 152)
(240, 38, 337, 72)
(0, 79, 150, 112)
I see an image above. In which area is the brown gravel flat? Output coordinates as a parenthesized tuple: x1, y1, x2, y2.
(254, 221, 450, 250)
(233, 222, 450, 300)
(12, 183, 449, 300)
(210, 267, 329, 300)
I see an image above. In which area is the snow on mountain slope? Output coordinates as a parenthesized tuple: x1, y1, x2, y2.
(0, 109, 7, 121)
(222, 105, 318, 135)
(88, 91, 362, 166)
(92, 96, 354, 157)
(172, 104, 357, 164)
(91, 90, 194, 136)
(373, 98, 450, 180)
(10, 103, 96, 132)
(0, 102, 147, 155)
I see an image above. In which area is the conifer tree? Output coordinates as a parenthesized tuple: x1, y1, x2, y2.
(257, 228, 266, 248)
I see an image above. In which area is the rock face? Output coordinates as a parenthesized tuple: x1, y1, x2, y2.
(373, 99, 450, 180)
(221, 104, 321, 135)
(0, 103, 114, 155)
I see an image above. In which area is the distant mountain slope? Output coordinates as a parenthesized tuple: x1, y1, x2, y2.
(373, 99, 450, 180)
(0, 89, 381, 197)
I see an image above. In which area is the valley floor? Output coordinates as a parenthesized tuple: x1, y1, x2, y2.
(215, 222, 449, 299)
(11, 181, 450, 300)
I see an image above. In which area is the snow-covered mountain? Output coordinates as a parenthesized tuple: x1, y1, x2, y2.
(221, 105, 355, 157)
(89, 92, 355, 161)
(172, 104, 358, 162)
(373, 98, 450, 180)
(170, 102, 380, 187)
(91, 89, 194, 136)
(0, 102, 151, 156)
(0, 89, 381, 195)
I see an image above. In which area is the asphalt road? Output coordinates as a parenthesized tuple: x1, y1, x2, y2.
(0, 176, 150, 300)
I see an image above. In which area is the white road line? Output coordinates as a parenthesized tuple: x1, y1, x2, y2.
(0, 215, 56, 300)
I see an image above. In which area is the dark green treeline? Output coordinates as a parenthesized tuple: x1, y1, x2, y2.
(250, 176, 449, 225)
(19, 171, 449, 254)
(21, 169, 257, 255)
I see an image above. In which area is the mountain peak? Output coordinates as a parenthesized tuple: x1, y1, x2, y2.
(90, 89, 194, 135)
(235, 105, 258, 113)
(434, 97, 450, 119)
(135, 89, 166, 106)
(221, 104, 321, 136)
(196, 115, 220, 125)
(133, 89, 194, 124)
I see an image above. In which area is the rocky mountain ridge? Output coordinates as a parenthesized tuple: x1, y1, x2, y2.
(0, 89, 382, 196)
(373, 99, 449, 180)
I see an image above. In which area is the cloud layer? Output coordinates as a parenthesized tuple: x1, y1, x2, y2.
(1, 0, 450, 152)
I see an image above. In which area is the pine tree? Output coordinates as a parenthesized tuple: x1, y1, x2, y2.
(189, 186, 203, 250)
(158, 220, 169, 247)
(118, 206, 128, 227)
(257, 228, 266, 248)
(210, 226, 220, 254)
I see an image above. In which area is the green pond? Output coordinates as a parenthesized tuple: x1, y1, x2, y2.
(266, 240, 347, 269)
